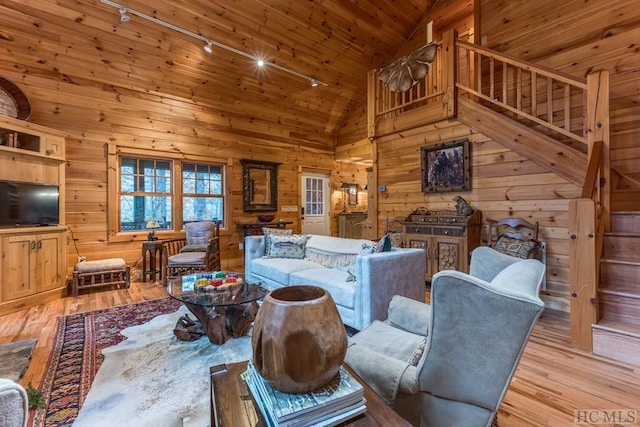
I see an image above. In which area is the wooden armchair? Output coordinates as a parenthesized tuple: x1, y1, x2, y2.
(487, 217, 546, 289)
(385, 216, 405, 248)
(163, 221, 221, 283)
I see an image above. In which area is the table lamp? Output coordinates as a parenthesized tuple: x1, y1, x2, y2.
(146, 220, 160, 241)
(340, 182, 350, 213)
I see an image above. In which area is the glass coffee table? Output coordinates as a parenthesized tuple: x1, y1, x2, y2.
(166, 272, 267, 344)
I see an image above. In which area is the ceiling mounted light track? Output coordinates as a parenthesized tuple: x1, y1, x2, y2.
(101, 0, 328, 88)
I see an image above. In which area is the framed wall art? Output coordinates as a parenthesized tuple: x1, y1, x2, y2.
(421, 138, 470, 193)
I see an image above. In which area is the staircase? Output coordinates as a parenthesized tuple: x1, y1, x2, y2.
(592, 211, 640, 366)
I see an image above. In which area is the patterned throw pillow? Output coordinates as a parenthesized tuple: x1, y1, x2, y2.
(267, 234, 310, 259)
(375, 234, 392, 253)
(263, 228, 293, 257)
(494, 236, 537, 259)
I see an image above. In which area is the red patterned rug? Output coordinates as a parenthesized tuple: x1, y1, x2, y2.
(30, 298, 181, 427)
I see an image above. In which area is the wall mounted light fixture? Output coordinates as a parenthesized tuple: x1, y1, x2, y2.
(101, 0, 328, 88)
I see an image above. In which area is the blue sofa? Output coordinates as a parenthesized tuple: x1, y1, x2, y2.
(245, 234, 426, 330)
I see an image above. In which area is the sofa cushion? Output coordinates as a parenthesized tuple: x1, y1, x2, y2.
(251, 257, 321, 285)
(306, 235, 376, 254)
(267, 234, 310, 259)
(289, 268, 357, 308)
(263, 228, 293, 257)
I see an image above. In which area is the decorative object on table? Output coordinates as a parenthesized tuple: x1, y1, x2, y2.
(453, 195, 473, 216)
(257, 214, 275, 223)
(251, 285, 348, 393)
(379, 42, 440, 93)
(145, 219, 160, 241)
(421, 138, 470, 193)
(243, 361, 366, 427)
(0, 76, 31, 120)
(340, 182, 350, 213)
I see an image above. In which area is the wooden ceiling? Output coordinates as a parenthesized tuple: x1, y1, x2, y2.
(0, 0, 457, 149)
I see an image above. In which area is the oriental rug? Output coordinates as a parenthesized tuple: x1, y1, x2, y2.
(30, 297, 182, 427)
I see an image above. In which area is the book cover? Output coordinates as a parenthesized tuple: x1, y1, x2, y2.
(243, 362, 365, 425)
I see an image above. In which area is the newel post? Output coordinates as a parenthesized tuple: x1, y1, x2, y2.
(441, 29, 457, 119)
(568, 198, 599, 351)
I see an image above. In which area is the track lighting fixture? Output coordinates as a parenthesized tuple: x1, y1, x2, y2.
(118, 7, 131, 23)
(101, 0, 328, 87)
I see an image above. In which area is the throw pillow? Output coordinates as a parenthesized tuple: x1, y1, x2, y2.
(494, 236, 537, 259)
(262, 228, 293, 257)
(375, 234, 392, 253)
(179, 244, 208, 253)
(267, 234, 310, 259)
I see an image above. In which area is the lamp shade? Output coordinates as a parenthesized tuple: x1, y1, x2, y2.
(146, 220, 160, 229)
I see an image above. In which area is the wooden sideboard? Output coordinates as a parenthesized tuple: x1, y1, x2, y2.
(0, 116, 67, 315)
(403, 210, 482, 281)
(236, 220, 293, 238)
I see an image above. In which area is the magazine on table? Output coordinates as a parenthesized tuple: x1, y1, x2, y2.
(242, 361, 366, 427)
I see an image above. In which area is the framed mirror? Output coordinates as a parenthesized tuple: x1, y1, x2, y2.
(241, 159, 280, 212)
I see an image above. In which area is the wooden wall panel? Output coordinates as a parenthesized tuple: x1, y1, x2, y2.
(479, 0, 640, 207)
(374, 119, 580, 311)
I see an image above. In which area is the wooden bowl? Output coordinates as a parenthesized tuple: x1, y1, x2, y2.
(257, 215, 275, 222)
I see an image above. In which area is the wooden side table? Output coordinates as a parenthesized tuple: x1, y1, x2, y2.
(142, 240, 164, 282)
(209, 361, 411, 427)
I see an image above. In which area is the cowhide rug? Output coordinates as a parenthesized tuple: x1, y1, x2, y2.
(72, 305, 252, 427)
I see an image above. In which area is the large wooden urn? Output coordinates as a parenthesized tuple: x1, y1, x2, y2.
(251, 285, 348, 393)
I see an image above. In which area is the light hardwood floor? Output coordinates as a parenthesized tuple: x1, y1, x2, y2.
(1, 278, 639, 426)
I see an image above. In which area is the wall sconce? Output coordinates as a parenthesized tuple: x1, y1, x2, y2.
(340, 182, 350, 213)
(146, 220, 160, 241)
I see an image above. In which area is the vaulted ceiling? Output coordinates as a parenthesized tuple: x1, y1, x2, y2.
(0, 1, 453, 146)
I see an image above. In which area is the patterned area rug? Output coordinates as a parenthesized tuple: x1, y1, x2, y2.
(30, 298, 181, 427)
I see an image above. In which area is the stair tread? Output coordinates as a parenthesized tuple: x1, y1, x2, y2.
(601, 258, 640, 266)
(599, 287, 640, 299)
(594, 319, 640, 338)
(605, 232, 640, 237)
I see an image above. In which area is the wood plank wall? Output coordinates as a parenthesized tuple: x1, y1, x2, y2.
(0, 72, 365, 276)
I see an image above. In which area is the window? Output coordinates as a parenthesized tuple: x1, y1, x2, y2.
(109, 147, 228, 240)
(182, 163, 224, 223)
(120, 157, 173, 231)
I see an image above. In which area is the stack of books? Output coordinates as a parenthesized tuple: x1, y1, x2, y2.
(242, 361, 367, 427)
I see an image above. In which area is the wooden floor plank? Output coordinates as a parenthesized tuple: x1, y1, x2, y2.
(0, 277, 639, 426)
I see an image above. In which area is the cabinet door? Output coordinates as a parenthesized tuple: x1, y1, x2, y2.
(407, 237, 431, 279)
(2, 234, 37, 300)
(37, 232, 64, 292)
(433, 237, 462, 274)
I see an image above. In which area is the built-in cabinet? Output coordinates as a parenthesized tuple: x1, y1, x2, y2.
(0, 115, 67, 315)
(338, 213, 367, 239)
(403, 210, 482, 281)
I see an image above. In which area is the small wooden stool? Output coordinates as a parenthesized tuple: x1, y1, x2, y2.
(72, 258, 130, 296)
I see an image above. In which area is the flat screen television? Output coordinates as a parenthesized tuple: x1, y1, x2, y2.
(0, 180, 60, 228)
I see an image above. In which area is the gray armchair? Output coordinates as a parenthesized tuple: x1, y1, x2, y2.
(0, 379, 28, 427)
(163, 221, 221, 282)
(345, 246, 545, 427)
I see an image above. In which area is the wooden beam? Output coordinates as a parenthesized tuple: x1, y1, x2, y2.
(568, 198, 598, 351)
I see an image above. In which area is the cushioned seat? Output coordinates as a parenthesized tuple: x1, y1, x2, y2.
(0, 379, 28, 427)
(72, 258, 130, 296)
(345, 247, 545, 427)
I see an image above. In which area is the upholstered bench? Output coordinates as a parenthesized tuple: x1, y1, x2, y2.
(72, 258, 130, 296)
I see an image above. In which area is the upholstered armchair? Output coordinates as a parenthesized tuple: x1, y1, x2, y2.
(0, 379, 28, 427)
(344, 246, 545, 427)
(163, 221, 221, 282)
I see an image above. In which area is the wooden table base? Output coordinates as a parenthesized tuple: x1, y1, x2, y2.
(173, 301, 259, 344)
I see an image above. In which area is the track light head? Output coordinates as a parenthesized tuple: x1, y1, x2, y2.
(203, 41, 213, 54)
(310, 79, 318, 87)
(119, 7, 131, 22)
(256, 59, 265, 67)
